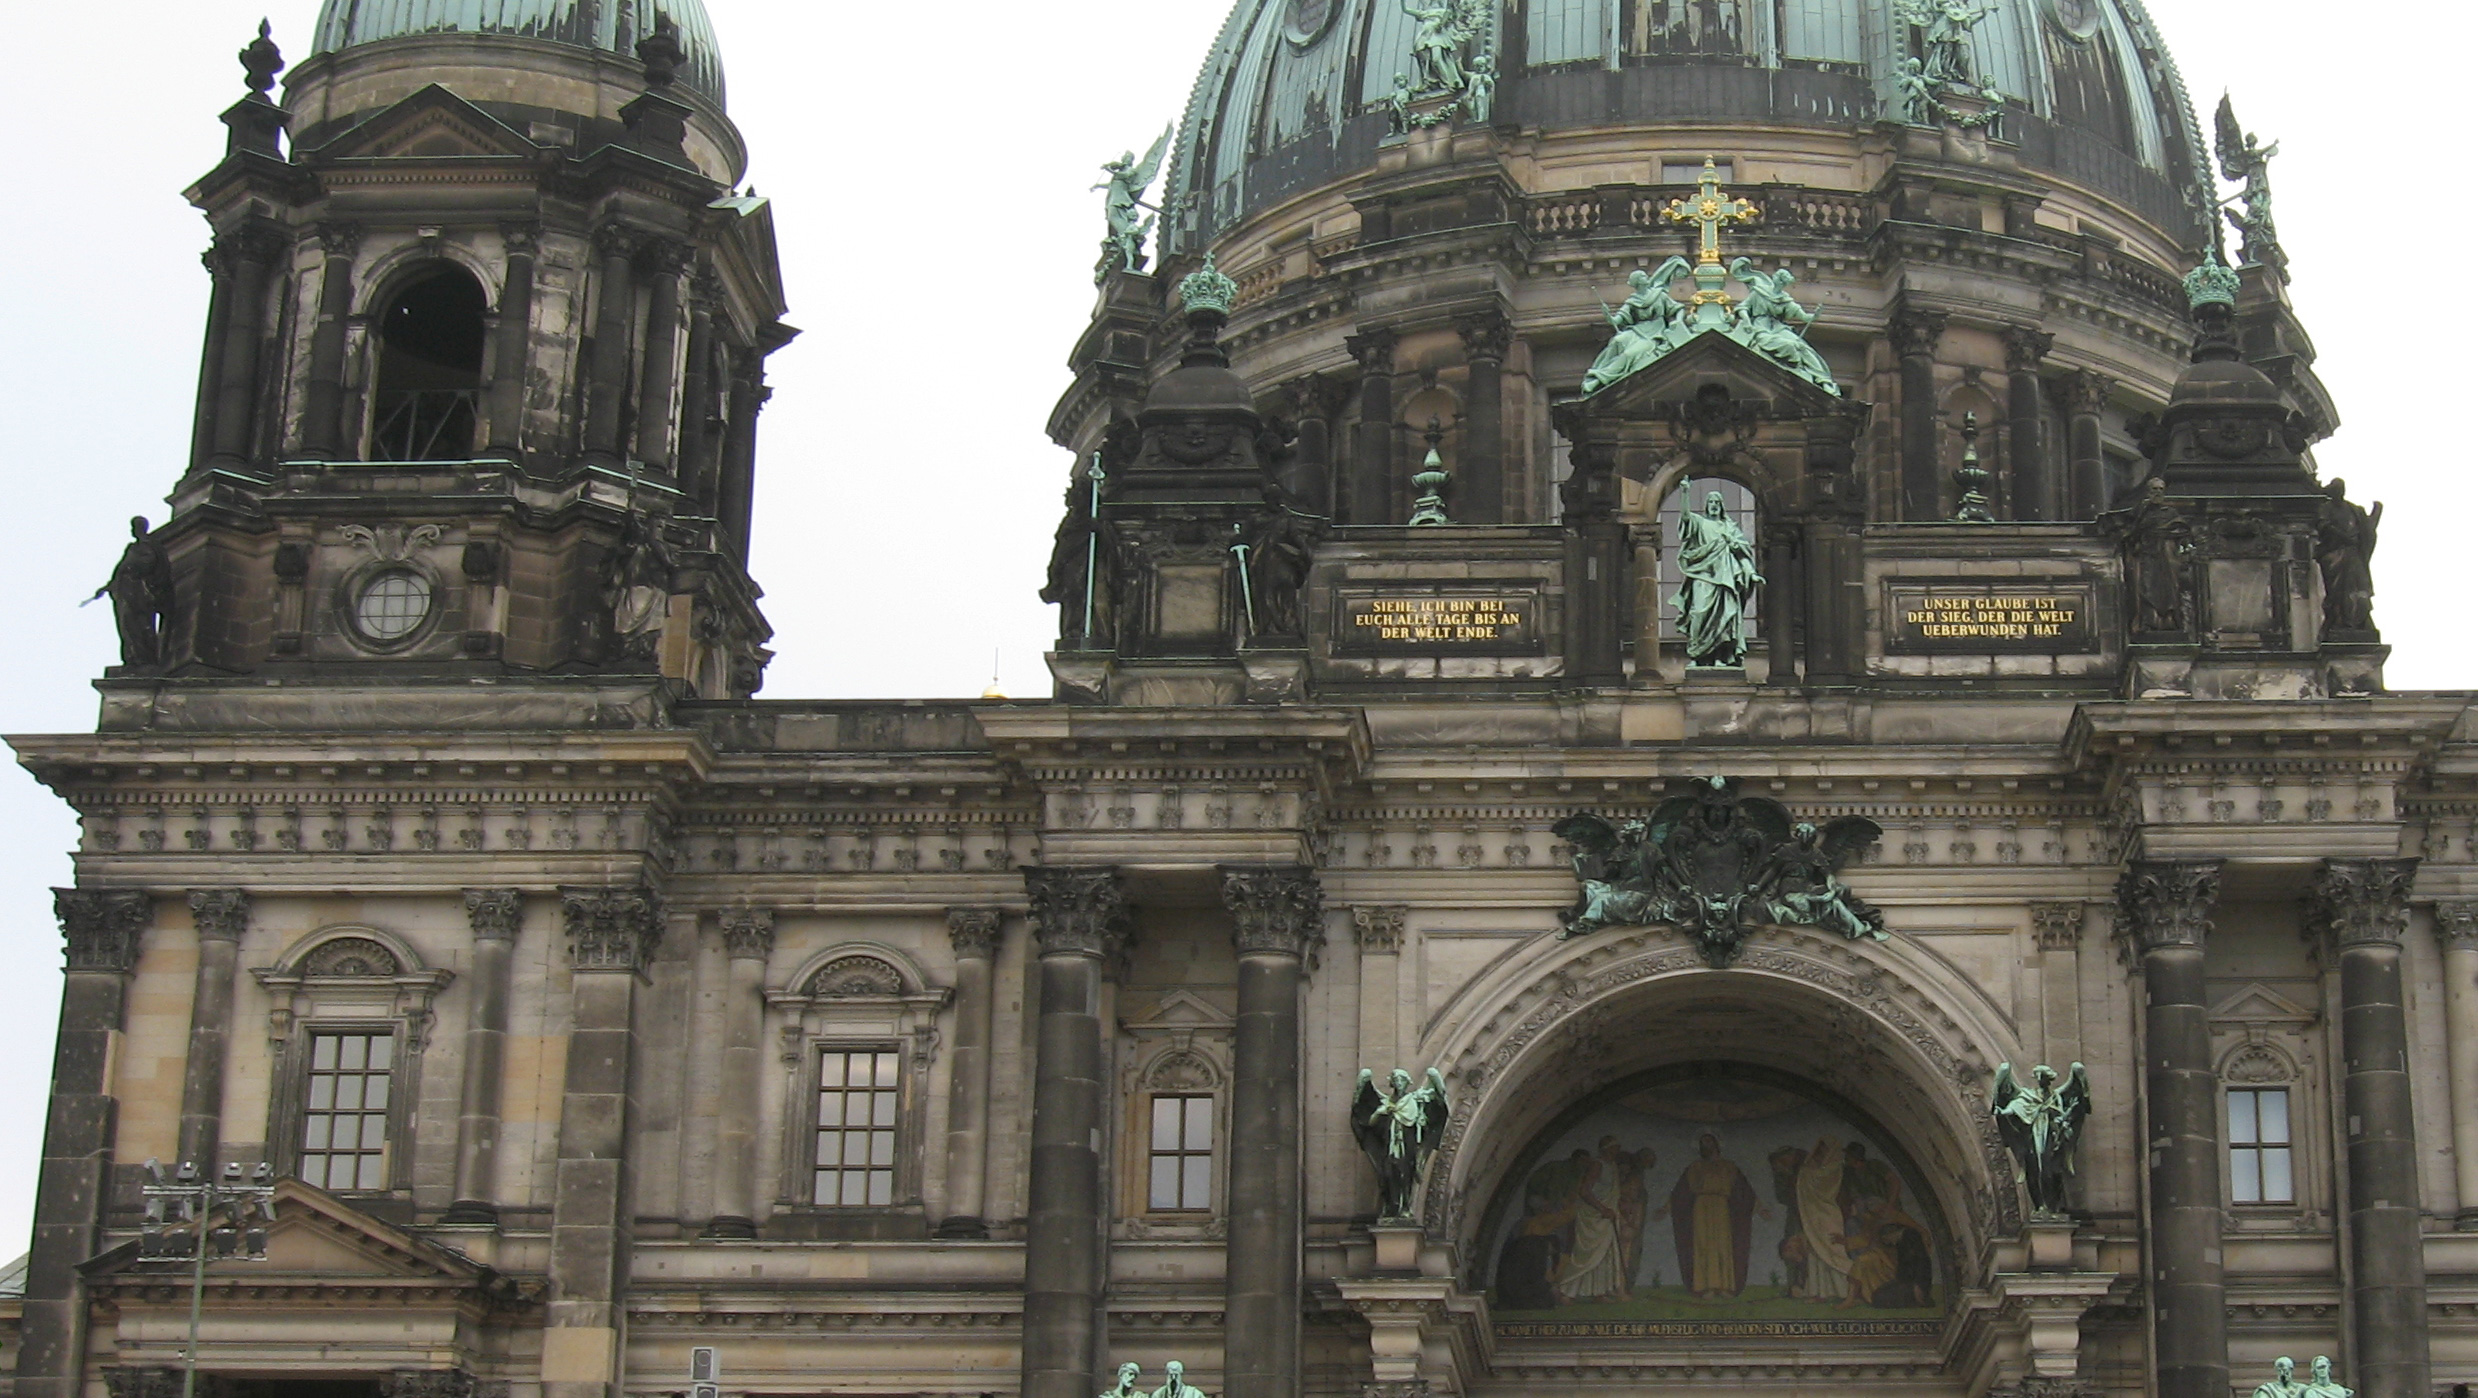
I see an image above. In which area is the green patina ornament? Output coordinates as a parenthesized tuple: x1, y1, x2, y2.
(1092, 128, 1170, 286)
(1352, 1067, 1450, 1221)
(2184, 249, 2239, 309)
(1178, 253, 1238, 317)
(1952, 412, 1995, 523)
(1580, 162, 1840, 397)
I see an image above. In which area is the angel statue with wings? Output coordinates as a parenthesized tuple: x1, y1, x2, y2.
(1094, 126, 1171, 283)
(1727, 257, 1838, 392)
(1580, 257, 1692, 396)
(2214, 94, 2281, 269)
(1353, 1067, 1451, 1221)
(1991, 1062, 2091, 1217)
(1401, 0, 1485, 95)
(1756, 822, 1888, 942)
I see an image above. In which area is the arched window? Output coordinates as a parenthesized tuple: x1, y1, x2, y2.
(370, 265, 485, 462)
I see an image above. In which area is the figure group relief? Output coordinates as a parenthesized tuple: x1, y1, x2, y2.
(1491, 1073, 1938, 1328)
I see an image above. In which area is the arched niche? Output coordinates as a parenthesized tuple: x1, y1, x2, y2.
(367, 261, 488, 462)
(1422, 923, 2021, 1300)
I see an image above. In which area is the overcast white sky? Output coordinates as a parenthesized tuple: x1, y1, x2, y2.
(0, 0, 2464, 1254)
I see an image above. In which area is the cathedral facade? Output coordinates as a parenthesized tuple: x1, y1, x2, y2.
(7, 5, 2475, 1398)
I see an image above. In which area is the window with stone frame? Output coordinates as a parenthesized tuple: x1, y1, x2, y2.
(2227, 1085, 2294, 1205)
(812, 1046, 903, 1207)
(1148, 1094, 1215, 1211)
(299, 1027, 397, 1191)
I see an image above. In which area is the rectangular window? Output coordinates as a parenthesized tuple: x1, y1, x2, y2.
(814, 1048, 900, 1207)
(1148, 1094, 1214, 1211)
(300, 1030, 394, 1191)
(2228, 1087, 2294, 1204)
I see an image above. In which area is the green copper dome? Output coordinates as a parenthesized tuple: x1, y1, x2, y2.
(1167, 0, 2201, 250)
(310, 0, 726, 103)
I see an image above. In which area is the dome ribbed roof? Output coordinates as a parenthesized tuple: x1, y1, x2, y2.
(311, 0, 725, 103)
(1167, 0, 2201, 251)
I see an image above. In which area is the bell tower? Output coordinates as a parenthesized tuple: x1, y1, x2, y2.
(127, 4, 791, 697)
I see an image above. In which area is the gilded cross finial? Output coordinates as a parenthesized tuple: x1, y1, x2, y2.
(1663, 157, 1760, 270)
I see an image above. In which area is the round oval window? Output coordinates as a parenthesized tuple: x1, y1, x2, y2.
(355, 572, 432, 642)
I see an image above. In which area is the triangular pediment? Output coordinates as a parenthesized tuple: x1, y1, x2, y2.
(2210, 982, 2318, 1024)
(86, 1179, 517, 1298)
(310, 85, 539, 162)
(1122, 988, 1235, 1032)
(1579, 329, 1847, 420)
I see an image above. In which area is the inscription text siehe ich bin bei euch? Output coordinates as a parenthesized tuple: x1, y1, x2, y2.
(1336, 593, 1543, 652)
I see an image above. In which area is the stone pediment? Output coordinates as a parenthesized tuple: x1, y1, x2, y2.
(1122, 988, 1235, 1033)
(85, 1179, 526, 1303)
(2209, 982, 2318, 1025)
(1578, 328, 1847, 420)
(310, 85, 540, 162)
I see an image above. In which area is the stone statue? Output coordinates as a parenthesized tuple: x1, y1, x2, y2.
(1990, 1062, 2091, 1217)
(1581, 258, 1692, 395)
(1093, 127, 1171, 284)
(1401, 0, 1483, 94)
(1726, 257, 1836, 390)
(1245, 507, 1314, 640)
(1553, 777, 1885, 966)
(2299, 1356, 2352, 1398)
(87, 515, 174, 668)
(1672, 488, 1763, 668)
(2214, 94, 2282, 270)
(1757, 823, 1889, 942)
(604, 511, 674, 662)
(1352, 1067, 1451, 1221)
(2254, 1357, 2306, 1398)
(2314, 478, 2381, 634)
(1101, 1363, 1144, 1398)
(2121, 477, 2193, 634)
(1894, 56, 1933, 123)
(1150, 1361, 1206, 1398)
(1463, 51, 1497, 123)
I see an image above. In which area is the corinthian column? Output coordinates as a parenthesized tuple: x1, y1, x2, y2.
(704, 906, 774, 1240)
(2116, 860, 2226, 1398)
(1019, 868, 1129, 1398)
(16, 890, 150, 1398)
(2308, 859, 2430, 1398)
(938, 908, 1003, 1239)
(445, 889, 522, 1225)
(1219, 866, 1321, 1398)
(1891, 307, 1946, 520)
(179, 889, 250, 1171)
(2437, 901, 2478, 1230)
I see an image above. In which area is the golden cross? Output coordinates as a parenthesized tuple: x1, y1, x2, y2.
(1662, 156, 1760, 268)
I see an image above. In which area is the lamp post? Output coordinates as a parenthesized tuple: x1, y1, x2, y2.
(140, 1160, 276, 1398)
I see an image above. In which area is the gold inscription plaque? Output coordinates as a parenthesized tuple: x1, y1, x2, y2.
(1336, 592, 1542, 653)
(1885, 584, 2098, 654)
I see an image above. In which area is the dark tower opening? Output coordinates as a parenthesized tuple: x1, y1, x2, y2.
(370, 264, 486, 461)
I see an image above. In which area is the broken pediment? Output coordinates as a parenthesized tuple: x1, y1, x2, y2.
(308, 86, 540, 163)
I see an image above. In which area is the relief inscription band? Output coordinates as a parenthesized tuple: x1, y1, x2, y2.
(1336, 591, 1542, 654)
(1884, 585, 2098, 654)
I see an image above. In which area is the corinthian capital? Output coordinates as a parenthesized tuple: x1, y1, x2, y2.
(55, 888, 150, 973)
(1023, 866, 1130, 960)
(2306, 857, 2420, 950)
(1888, 308, 1947, 359)
(463, 888, 523, 943)
(188, 888, 251, 942)
(720, 906, 776, 960)
(2114, 860, 2222, 953)
(946, 907, 1003, 960)
(560, 884, 663, 972)
(2438, 901, 2478, 947)
(1219, 864, 1324, 958)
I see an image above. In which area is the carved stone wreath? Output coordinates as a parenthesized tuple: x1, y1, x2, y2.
(301, 936, 401, 978)
(808, 955, 904, 998)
